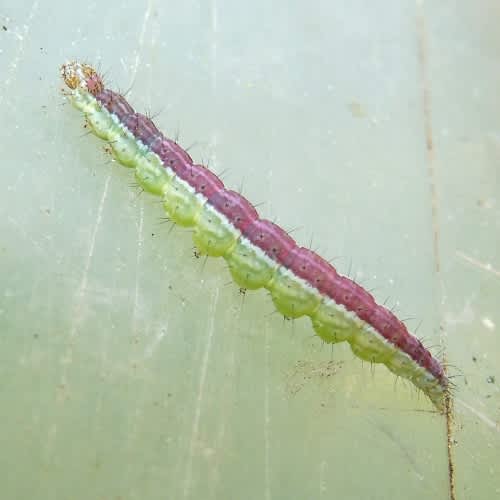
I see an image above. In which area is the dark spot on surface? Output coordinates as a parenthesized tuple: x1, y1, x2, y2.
(486, 375, 495, 384)
(2, 26, 7, 31)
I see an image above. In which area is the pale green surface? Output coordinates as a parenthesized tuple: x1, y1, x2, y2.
(0, 1, 498, 499)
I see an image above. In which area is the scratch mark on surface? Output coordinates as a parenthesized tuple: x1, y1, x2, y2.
(208, 280, 239, 497)
(443, 297, 475, 329)
(455, 398, 500, 432)
(133, 204, 145, 333)
(183, 288, 220, 499)
(209, 0, 218, 172)
(416, 3, 440, 275)
(69, 172, 111, 338)
(56, 171, 111, 398)
(51, 170, 111, 449)
(211, 423, 227, 499)
(7, 171, 26, 192)
(368, 416, 424, 481)
(128, 0, 153, 92)
(0, 0, 39, 105)
(144, 324, 168, 358)
(456, 251, 500, 279)
(319, 460, 327, 498)
(7, 216, 44, 254)
(211, 0, 218, 93)
(264, 323, 272, 500)
(416, 4, 456, 500)
(43, 423, 58, 463)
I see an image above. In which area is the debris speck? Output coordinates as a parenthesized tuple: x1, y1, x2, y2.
(348, 100, 367, 118)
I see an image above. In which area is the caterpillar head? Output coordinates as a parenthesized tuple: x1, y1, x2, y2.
(60, 61, 104, 95)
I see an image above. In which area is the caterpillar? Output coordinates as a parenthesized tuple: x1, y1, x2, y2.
(61, 61, 449, 411)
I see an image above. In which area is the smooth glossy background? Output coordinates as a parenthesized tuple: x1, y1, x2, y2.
(1, 1, 499, 499)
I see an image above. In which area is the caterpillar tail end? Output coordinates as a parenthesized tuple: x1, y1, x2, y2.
(427, 377, 451, 415)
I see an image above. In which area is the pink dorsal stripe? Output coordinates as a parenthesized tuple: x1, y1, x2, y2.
(133, 114, 160, 145)
(283, 246, 339, 295)
(96, 90, 134, 121)
(243, 219, 297, 264)
(180, 164, 225, 198)
(208, 190, 259, 232)
(150, 137, 194, 166)
(93, 88, 445, 386)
